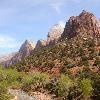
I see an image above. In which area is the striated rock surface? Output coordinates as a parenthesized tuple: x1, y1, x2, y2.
(2, 40, 35, 67)
(47, 23, 64, 45)
(35, 39, 47, 49)
(62, 10, 100, 39)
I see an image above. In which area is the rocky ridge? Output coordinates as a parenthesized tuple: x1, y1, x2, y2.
(14, 10, 100, 74)
(1, 10, 100, 68)
(0, 22, 64, 67)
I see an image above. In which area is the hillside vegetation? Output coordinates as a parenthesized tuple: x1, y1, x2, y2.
(8, 33, 100, 100)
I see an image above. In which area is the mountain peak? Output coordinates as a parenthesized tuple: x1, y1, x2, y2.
(80, 10, 92, 15)
(35, 39, 47, 49)
(47, 23, 64, 45)
(51, 22, 65, 30)
(62, 11, 100, 39)
(23, 39, 35, 48)
(19, 39, 35, 56)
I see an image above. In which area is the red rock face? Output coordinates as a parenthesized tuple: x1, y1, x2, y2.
(62, 10, 100, 39)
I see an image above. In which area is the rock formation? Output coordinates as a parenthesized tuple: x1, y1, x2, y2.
(2, 40, 35, 67)
(35, 40, 47, 49)
(35, 22, 65, 49)
(62, 10, 100, 39)
(47, 23, 64, 45)
(19, 40, 35, 59)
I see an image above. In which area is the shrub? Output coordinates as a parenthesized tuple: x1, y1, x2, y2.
(0, 85, 12, 100)
(22, 72, 50, 92)
(32, 72, 50, 87)
(80, 78, 93, 99)
(55, 74, 74, 98)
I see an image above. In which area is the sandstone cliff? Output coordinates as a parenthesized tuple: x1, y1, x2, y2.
(62, 10, 100, 39)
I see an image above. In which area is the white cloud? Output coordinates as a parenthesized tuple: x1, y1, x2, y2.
(50, 0, 65, 14)
(51, 3, 62, 14)
(0, 35, 19, 48)
(52, 5, 60, 14)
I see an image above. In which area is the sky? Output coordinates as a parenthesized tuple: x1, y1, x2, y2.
(0, 0, 100, 55)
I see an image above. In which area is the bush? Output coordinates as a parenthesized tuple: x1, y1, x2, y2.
(55, 74, 74, 98)
(0, 85, 12, 100)
(32, 72, 50, 87)
(22, 72, 50, 92)
(80, 78, 93, 99)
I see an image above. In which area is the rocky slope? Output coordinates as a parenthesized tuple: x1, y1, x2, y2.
(1, 10, 100, 69)
(13, 11, 100, 74)
(2, 40, 35, 67)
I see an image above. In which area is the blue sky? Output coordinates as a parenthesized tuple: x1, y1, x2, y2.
(0, 0, 100, 55)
